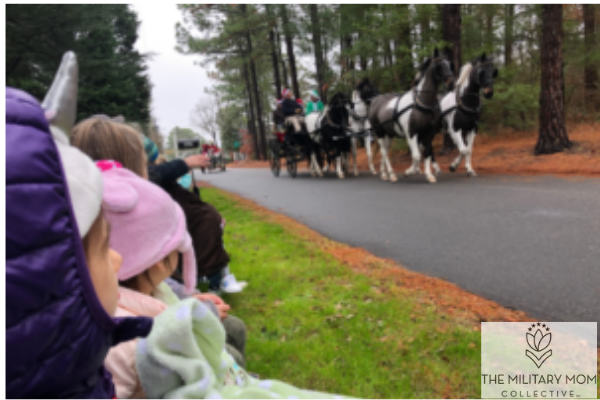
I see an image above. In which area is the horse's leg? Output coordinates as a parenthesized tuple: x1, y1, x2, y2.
(404, 134, 421, 177)
(448, 128, 467, 173)
(384, 136, 397, 182)
(311, 149, 323, 177)
(377, 137, 390, 181)
(351, 137, 359, 176)
(423, 137, 437, 183)
(323, 149, 330, 173)
(336, 154, 344, 179)
(465, 131, 477, 177)
(431, 143, 441, 176)
(366, 135, 377, 175)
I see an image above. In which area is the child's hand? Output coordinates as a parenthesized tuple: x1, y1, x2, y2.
(194, 293, 225, 306)
(215, 303, 230, 320)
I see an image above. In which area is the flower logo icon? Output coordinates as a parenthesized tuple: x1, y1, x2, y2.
(525, 323, 552, 368)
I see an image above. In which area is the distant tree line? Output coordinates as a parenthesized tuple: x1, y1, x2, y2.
(177, 4, 599, 158)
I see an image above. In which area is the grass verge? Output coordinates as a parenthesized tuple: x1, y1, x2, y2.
(202, 187, 482, 398)
(201, 187, 599, 399)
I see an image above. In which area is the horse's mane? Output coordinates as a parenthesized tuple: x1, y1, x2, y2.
(413, 58, 432, 87)
(456, 62, 474, 88)
(356, 77, 370, 90)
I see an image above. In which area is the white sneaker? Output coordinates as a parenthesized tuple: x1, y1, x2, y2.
(220, 274, 245, 293)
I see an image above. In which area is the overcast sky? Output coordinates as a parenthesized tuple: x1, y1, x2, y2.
(132, 3, 212, 139)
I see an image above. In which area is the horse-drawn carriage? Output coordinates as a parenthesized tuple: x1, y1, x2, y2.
(269, 92, 366, 179)
(201, 144, 226, 173)
(268, 127, 312, 178)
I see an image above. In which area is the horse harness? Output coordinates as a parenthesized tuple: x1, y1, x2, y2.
(441, 60, 493, 119)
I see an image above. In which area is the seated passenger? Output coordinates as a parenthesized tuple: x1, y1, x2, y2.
(281, 87, 305, 134)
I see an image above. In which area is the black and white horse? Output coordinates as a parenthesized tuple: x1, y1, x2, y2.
(439, 53, 498, 177)
(367, 48, 455, 183)
(306, 92, 351, 178)
(347, 78, 379, 176)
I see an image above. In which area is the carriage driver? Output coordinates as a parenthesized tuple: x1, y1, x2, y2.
(281, 88, 305, 134)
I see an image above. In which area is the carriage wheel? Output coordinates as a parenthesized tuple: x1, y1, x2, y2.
(287, 156, 297, 178)
(270, 150, 280, 177)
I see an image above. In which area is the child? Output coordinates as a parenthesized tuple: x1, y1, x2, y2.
(6, 84, 152, 398)
(70, 118, 248, 366)
(71, 118, 247, 294)
(100, 164, 348, 399)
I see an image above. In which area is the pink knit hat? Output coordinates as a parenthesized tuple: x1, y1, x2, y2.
(98, 165, 197, 294)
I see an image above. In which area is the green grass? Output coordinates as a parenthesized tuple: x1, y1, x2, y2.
(201, 187, 482, 398)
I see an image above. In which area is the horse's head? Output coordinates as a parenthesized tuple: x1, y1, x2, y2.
(356, 78, 377, 103)
(430, 48, 455, 91)
(474, 53, 498, 99)
(328, 92, 350, 125)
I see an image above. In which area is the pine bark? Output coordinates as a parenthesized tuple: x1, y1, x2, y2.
(536, 5, 571, 155)
(504, 4, 514, 66)
(441, 5, 462, 77)
(241, 4, 267, 160)
(583, 4, 598, 112)
(266, 6, 282, 99)
(242, 64, 259, 160)
(395, 4, 412, 89)
(309, 4, 326, 102)
(441, 4, 462, 154)
(276, 28, 289, 89)
(280, 5, 301, 98)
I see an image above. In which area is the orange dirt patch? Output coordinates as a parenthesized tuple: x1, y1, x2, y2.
(203, 182, 533, 326)
(358, 123, 600, 178)
(227, 160, 270, 169)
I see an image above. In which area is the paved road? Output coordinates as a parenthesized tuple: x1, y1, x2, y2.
(198, 168, 600, 328)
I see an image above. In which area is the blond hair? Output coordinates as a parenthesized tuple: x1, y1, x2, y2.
(71, 118, 147, 177)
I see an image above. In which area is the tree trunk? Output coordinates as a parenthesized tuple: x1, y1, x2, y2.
(395, 4, 412, 89)
(441, 4, 462, 155)
(242, 64, 259, 160)
(536, 5, 571, 155)
(441, 5, 462, 77)
(276, 27, 289, 89)
(583, 4, 598, 113)
(358, 31, 368, 71)
(266, 5, 282, 99)
(419, 7, 430, 51)
(309, 4, 326, 102)
(280, 5, 301, 98)
(247, 37, 267, 160)
(504, 4, 514, 66)
(485, 5, 494, 53)
(241, 5, 267, 160)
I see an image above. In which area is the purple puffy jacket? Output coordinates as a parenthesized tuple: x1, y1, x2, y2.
(6, 87, 153, 398)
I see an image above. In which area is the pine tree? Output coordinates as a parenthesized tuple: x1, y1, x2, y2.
(536, 5, 571, 155)
(6, 4, 151, 123)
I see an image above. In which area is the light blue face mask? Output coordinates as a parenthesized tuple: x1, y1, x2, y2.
(178, 173, 192, 190)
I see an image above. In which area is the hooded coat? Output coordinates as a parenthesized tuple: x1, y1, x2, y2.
(6, 87, 153, 398)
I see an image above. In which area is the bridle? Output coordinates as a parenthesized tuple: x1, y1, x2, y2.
(413, 57, 451, 113)
(322, 97, 350, 131)
(456, 61, 494, 115)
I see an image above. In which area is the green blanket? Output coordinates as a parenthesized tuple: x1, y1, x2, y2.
(136, 297, 349, 399)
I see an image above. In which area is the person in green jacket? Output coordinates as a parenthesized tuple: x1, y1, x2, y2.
(305, 90, 324, 115)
